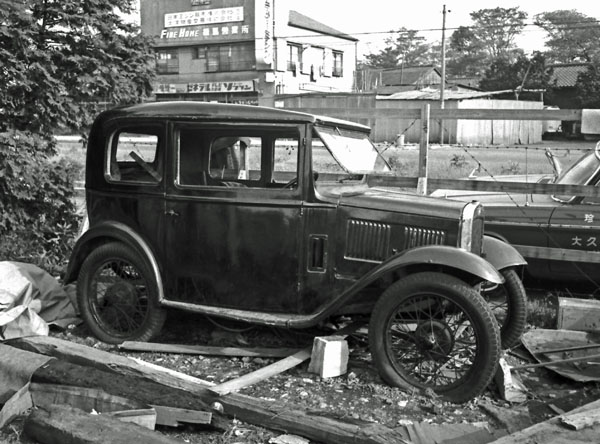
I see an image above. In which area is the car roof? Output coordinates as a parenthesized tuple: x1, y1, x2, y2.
(95, 101, 370, 131)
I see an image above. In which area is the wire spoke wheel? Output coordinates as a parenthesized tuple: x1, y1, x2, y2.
(369, 272, 500, 403)
(77, 242, 166, 344)
(89, 259, 149, 336)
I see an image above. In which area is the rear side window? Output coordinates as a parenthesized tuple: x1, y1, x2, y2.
(106, 129, 162, 184)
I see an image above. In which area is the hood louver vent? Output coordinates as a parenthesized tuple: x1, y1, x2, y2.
(345, 219, 391, 263)
(404, 227, 446, 249)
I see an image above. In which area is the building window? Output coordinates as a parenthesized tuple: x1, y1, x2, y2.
(333, 51, 343, 77)
(287, 43, 301, 74)
(196, 42, 254, 72)
(156, 49, 179, 74)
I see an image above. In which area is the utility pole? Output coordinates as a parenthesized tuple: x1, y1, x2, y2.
(440, 5, 448, 144)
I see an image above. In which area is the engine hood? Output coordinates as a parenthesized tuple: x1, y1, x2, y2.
(336, 186, 470, 219)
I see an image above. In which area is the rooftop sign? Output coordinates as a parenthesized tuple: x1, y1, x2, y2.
(164, 7, 243, 28)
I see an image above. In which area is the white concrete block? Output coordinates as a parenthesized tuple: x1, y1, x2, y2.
(307, 335, 348, 378)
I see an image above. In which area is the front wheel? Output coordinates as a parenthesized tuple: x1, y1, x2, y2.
(369, 272, 501, 403)
(77, 242, 166, 344)
(481, 267, 527, 349)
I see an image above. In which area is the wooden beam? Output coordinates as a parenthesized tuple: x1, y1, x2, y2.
(119, 341, 301, 358)
(24, 404, 181, 444)
(150, 405, 212, 427)
(560, 408, 600, 430)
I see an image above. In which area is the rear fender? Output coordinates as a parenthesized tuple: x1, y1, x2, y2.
(64, 221, 165, 302)
(482, 235, 527, 270)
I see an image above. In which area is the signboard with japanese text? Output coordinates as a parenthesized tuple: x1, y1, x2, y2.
(254, 0, 273, 67)
(164, 7, 243, 28)
(187, 80, 256, 93)
(160, 24, 250, 41)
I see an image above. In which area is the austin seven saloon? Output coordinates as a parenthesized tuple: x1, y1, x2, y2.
(65, 102, 527, 402)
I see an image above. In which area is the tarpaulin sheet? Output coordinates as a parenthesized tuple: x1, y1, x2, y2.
(0, 261, 79, 340)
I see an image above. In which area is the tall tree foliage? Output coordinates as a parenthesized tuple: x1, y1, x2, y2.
(0, 0, 155, 272)
(534, 10, 600, 63)
(364, 28, 433, 69)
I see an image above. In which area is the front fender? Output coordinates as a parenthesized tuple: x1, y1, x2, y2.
(63, 221, 165, 302)
(482, 235, 527, 270)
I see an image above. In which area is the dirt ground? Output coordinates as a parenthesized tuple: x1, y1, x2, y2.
(2, 299, 600, 444)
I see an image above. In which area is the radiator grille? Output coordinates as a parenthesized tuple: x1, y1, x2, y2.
(345, 219, 391, 262)
(404, 227, 446, 249)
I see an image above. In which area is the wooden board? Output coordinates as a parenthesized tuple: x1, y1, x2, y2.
(560, 407, 600, 430)
(150, 405, 212, 427)
(119, 341, 301, 358)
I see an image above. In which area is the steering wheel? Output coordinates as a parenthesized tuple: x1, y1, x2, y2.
(595, 141, 600, 161)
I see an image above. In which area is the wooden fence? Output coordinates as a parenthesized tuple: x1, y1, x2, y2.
(294, 106, 599, 197)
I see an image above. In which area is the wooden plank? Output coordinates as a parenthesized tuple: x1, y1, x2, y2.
(209, 349, 311, 396)
(209, 321, 364, 396)
(119, 341, 301, 358)
(560, 407, 600, 430)
(558, 297, 600, 332)
(294, 108, 582, 121)
(23, 404, 181, 444)
(8, 334, 408, 444)
(150, 405, 212, 427)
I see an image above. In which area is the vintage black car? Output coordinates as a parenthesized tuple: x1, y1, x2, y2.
(433, 143, 600, 292)
(65, 102, 527, 402)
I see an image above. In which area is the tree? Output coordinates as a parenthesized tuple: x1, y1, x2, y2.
(446, 7, 527, 78)
(479, 52, 551, 100)
(0, 0, 155, 272)
(364, 28, 434, 68)
(575, 65, 600, 108)
(534, 10, 600, 63)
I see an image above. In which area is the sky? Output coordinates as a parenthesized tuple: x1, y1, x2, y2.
(285, 0, 600, 60)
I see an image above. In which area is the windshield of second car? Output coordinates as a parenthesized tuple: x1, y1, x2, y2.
(553, 150, 600, 202)
(314, 126, 391, 175)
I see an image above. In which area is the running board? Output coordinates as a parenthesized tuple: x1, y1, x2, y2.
(160, 300, 322, 328)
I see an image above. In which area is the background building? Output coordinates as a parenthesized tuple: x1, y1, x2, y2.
(140, 0, 358, 106)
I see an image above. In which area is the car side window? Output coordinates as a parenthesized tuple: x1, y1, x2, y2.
(106, 130, 162, 184)
(177, 127, 300, 190)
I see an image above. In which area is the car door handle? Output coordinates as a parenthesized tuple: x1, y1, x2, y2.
(166, 209, 179, 217)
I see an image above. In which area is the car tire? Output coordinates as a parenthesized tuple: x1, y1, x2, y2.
(77, 242, 166, 344)
(482, 267, 527, 349)
(368, 272, 501, 403)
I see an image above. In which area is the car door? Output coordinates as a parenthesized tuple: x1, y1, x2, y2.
(163, 122, 307, 313)
(548, 195, 600, 285)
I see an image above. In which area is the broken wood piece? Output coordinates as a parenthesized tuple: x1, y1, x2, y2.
(29, 383, 156, 430)
(510, 352, 600, 371)
(24, 404, 181, 444)
(209, 349, 311, 396)
(150, 405, 212, 427)
(560, 407, 600, 430)
(308, 335, 349, 378)
(494, 357, 528, 403)
(0, 383, 33, 430)
(7, 331, 413, 444)
(557, 297, 600, 332)
(119, 341, 301, 358)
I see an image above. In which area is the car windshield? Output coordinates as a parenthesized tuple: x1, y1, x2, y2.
(553, 150, 600, 202)
(314, 126, 391, 174)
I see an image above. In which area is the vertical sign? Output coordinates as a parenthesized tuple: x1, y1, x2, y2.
(255, 0, 274, 67)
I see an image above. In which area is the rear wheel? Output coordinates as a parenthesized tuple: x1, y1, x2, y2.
(481, 267, 527, 349)
(77, 242, 166, 344)
(369, 272, 501, 403)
